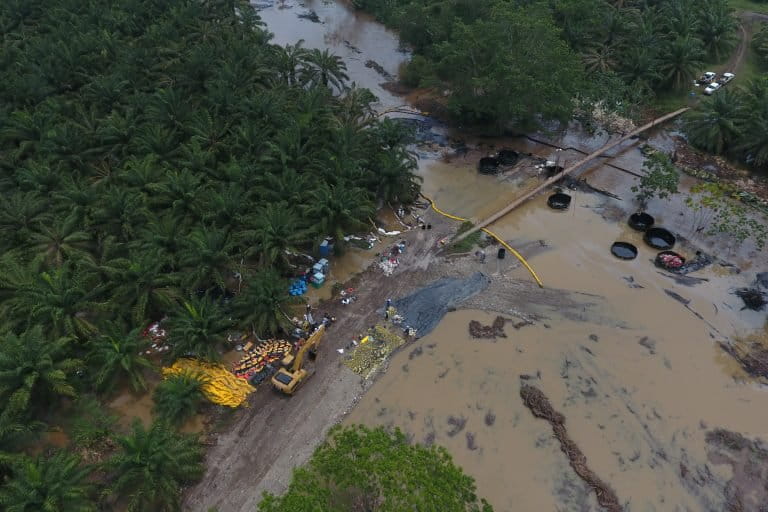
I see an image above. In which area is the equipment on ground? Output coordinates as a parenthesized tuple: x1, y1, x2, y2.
(271, 324, 325, 395)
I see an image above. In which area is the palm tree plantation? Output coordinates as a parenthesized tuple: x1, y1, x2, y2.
(0, 0, 419, 509)
(1, 0, 767, 510)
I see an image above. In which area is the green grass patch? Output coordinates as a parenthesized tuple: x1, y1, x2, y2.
(446, 221, 483, 254)
(739, 45, 766, 83)
(730, 0, 768, 15)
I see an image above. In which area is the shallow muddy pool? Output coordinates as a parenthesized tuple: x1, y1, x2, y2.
(347, 192, 768, 511)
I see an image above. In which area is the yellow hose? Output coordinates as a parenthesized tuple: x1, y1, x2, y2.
(421, 194, 544, 288)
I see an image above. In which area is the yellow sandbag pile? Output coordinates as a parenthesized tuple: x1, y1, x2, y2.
(162, 359, 255, 407)
(344, 324, 406, 379)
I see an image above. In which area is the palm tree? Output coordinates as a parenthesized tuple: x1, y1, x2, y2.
(619, 46, 662, 89)
(108, 420, 204, 512)
(88, 325, 154, 393)
(305, 48, 349, 90)
(233, 268, 291, 336)
(0, 451, 94, 512)
(581, 45, 618, 74)
(178, 226, 235, 292)
(368, 148, 421, 205)
(134, 214, 186, 271)
(735, 79, 768, 168)
(302, 182, 376, 242)
(662, 0, 700, 37)
(684, 89, 744, 155)
(0, 261, 104, 338)
(94, 251, 179, 325)
(241, 203, 304, 268)
(0, 191, 49, 249)
(273, 40, 311, 86)
(25, 213, 92, 266)
(166, 296, 232, 362)
(90, 186, 149, 242)
(0, 326, 81, 417)
(197, 182, 249, 228)
(0, 109, 51, 161)
(659, 35, 705, 90)
(148, 169, 204, 220)
(696, 1, 738, 61)
(153, 373, 206, 426)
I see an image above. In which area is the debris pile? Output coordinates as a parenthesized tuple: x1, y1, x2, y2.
(469, 316, 507, 338)
(735, 288, 767, 311)
(520, 384, 622, 512)
(719, 337, 768, 380)
(343, 325, 406, 379)
(141, 320, 170, 355)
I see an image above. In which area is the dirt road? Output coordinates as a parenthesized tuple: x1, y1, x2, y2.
(183, 211, 459, 511)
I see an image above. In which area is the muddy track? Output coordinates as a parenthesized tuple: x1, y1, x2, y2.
(184, 211, 458, 511)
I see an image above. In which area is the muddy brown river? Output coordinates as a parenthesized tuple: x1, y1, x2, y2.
(257, 1, 768, 510)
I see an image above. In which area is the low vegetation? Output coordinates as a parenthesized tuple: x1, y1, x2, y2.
(353, 0, 739, 130)
(259, 425, 493, 511)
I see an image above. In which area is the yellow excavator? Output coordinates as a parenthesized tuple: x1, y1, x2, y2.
(271, 324, 325, 395)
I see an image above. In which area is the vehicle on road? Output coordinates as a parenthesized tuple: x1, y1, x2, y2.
(703, 82, 722, 95)
(718, 72, 735, 85)
(694, 71, 716, 86)
(271, 324, 325, 395)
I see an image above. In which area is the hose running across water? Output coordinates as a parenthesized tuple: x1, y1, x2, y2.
(421, 194, 544, 288)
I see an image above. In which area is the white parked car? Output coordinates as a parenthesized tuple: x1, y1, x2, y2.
(694, 71, 716, 86)
(719, 72, 735, 85)
(703, 82, 722, 95)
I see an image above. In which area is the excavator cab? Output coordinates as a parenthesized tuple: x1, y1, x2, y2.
(272, 324, 324, 395)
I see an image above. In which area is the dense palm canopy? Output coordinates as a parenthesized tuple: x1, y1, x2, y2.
(87, 326, 153, 393)
(354, 0, 741, 127)
(0, 326, 81, 418)
(685, 78, 768, 169)
(0, 0, 420, 507)
(0, 452, 95, 512)
(108, 420, 204, 512)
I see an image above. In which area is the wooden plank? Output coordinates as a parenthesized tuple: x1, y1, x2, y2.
(452, 108, 689, 245)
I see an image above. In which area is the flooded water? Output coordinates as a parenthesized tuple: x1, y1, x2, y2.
(108, 375, 206, 434)
(258, 0, 406, 108)
(348, 194, 768, 511)
(259, 1, 768, 509)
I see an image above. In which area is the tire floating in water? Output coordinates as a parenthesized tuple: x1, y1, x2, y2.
(628, 212, 655, 231)
(478, 157, 500, 174)
(611, 242, 638, 260)
(547, 192, 571, 210)
(644, 227, 676, 250)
